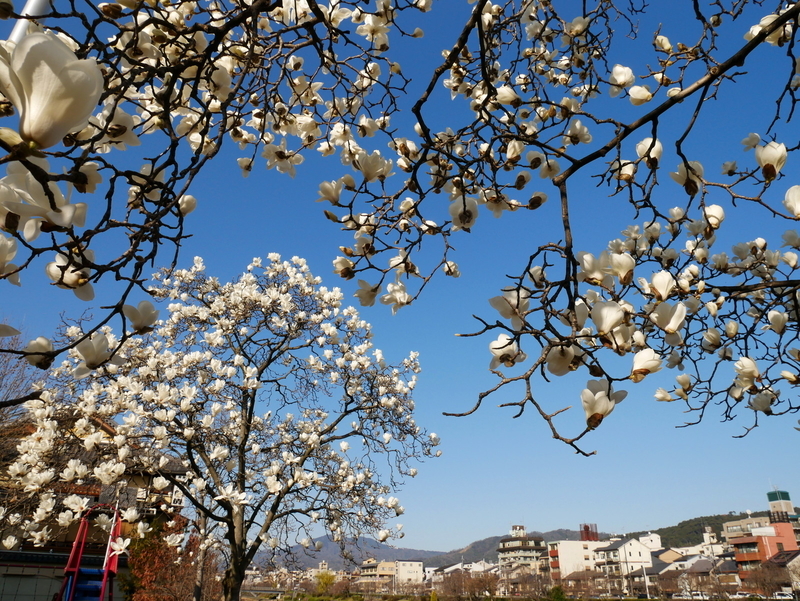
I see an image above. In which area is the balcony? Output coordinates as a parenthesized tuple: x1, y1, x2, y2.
(734, 552, 762, 563)
(550, 549, 559, 557)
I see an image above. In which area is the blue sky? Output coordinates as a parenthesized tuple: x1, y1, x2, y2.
(2, 0, 800, 553)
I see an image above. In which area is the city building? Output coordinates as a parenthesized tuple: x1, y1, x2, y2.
(356, 558, 423, 593)
(496, 525, 547, 595)
(541, 539, 605, 583)
(394, 560, 424, 590)
(497, 525, 547, 573)
(594, 537, 654, 593)
(732, 522, 798, 584)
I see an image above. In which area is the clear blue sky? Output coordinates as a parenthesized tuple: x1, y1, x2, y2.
(2, 0, 799, 553)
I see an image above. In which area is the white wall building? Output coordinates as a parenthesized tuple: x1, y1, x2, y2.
(543, 540, 606, 582)
(395, 560, 424, 586)
(594, 538, 654, 579)
(639, 533, 662, 551)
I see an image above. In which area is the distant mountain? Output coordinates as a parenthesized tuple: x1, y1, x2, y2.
(261, 510, 793, 572)
(421, 528, 613, 568)
(258, 536, 445, 571)
(270, 528, 612, 571)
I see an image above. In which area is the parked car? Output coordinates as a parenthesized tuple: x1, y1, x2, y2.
(770, 593, 793, 600)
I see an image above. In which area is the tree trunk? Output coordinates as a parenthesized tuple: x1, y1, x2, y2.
(193, 543, 207, 601)
(222, 559, 245, 601)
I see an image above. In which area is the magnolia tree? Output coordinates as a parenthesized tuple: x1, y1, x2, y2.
(1, 0, 800, 451)
(9, 255, 438, 601)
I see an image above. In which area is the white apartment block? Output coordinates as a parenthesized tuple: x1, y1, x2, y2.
(395, 560, 424, 585)
(543, 540, 606, 581)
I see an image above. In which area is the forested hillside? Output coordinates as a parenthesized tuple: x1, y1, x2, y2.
(627, 511, 777, 547)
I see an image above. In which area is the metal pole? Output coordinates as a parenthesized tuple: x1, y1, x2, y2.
(9, 0, 50, 43)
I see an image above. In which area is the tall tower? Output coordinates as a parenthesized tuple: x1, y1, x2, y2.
(580, 523, 599, 541)
(768, 490, 794, 513)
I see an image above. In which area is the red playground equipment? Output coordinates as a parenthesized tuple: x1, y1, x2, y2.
(56, 505, 123, 601)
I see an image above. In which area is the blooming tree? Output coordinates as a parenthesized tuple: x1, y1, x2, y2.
(0, 0, 800, 451)
(8, 255, 437, 601)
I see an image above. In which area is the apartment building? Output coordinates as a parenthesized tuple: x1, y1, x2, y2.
(395, 560, 424, 587)
(357, 558, 423, 592)
(732, 521, 798, 584)
(541, 540, 606, 582)
(496, 525, 547, 573)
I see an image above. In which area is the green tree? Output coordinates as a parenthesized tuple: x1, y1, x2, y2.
(316, 572, 336, 595)
(548, 585, 567, 601)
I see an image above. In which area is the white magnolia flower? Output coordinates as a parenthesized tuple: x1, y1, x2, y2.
(749, 390, 776, 415)
(489, 287, 530, 329)
(110, 537, 131, 556)
(734, 356, 760, 389)
(581, 379, 627, 429)
(635, 137, 662, 169)
(784, 186, 800, 218)
(0, 322, 20, 338)
(741, 132, 761, 151)
(755, 141, 787, 182)
(449, 197, 479, 231)
(766, 310, 788, 334)
(591, 301, 625, 336)
(608, 64, 635, 97)
(628, 85, 652, 106)
(0, 33, 103, 148)
(2, 536, 17, 549)
(73, 331, 124, 378)
(545, 345, 576, 376)
(121, 508, 140, 522)
(655, 35, 672, 52)
(563, 119, 592, 146)
(488, 334, 526, 369)
(650, 270, 676, 301)
(669, 161, 704, 196)
(744, 13, 792, 47)
(122, 300, 159, 333)
(354, 280, 381, 307)
(495, 85, 521, 107)
(45, 252, 94, 301)
(704, 204, 725, 229)
(380, 279, 411, 314)
(630, 348, 663, 382)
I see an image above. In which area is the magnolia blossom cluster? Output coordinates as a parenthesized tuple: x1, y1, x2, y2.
(315, 1, 800, 327)
(478, 178, 800, 437)
(4, 255, 435, 599)
(0, 0, 434, 364)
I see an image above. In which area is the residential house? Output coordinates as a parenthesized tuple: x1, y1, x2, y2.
(764, 549, 800, 594)
(560, 569, 607, 597)
(593, 538, 654, 593)
(628, 558, 680, 596)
